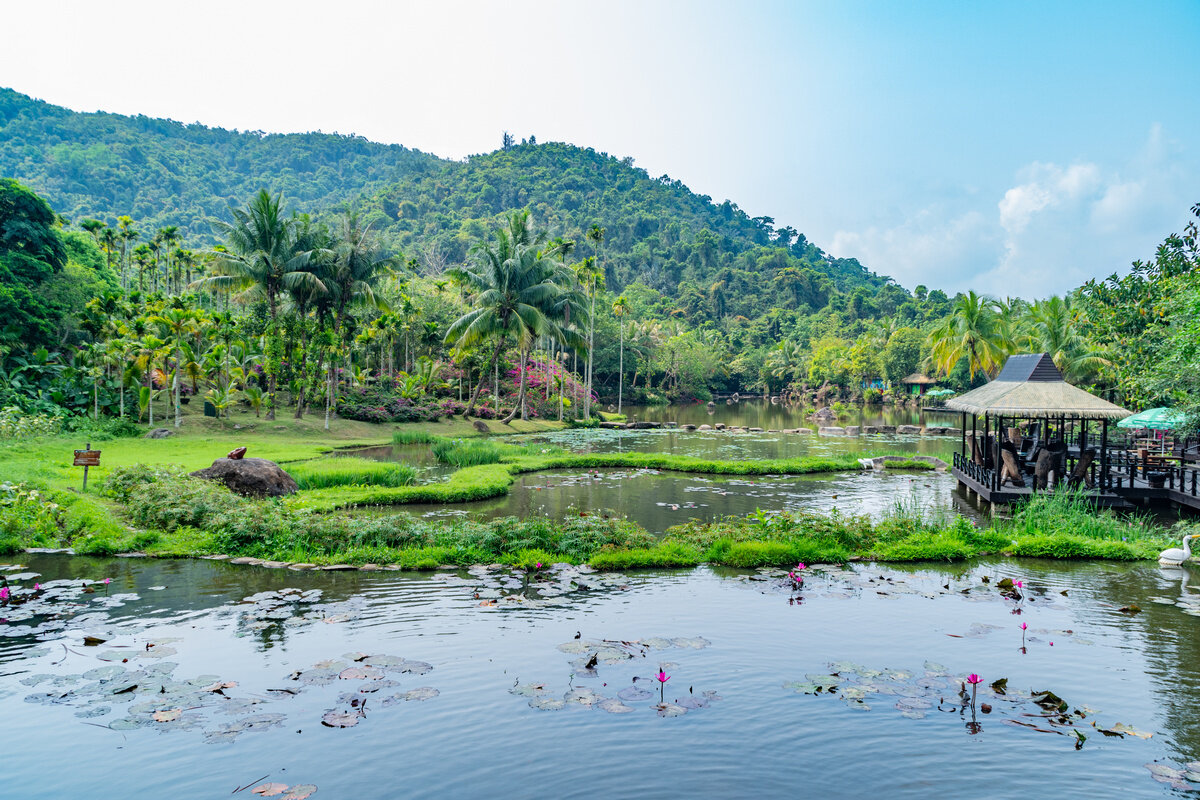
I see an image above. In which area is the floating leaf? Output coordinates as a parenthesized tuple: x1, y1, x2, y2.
(402, 687, 439, 701)
(529, 696, 566, 711)
(597, 698, 635, 714)
(617, 685, 654, 702)
(656, 703, 687, 717)
(252, 784, 290, 797)
(320, 710, 360, 728)
(1109, 723, 1153, 739)
(281, 786, 318, 800)
(152, 708, 182, 723)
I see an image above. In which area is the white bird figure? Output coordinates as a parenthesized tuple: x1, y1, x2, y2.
(1159, 535, 1195, 566)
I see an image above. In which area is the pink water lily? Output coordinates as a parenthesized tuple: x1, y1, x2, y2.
(1015, 580, 1023, 588)
(34, 583, 40, 592)
(535, 562, 542, 570)
(1020, 622, 1027, 630)
(102, 578, 111, 584)
(796, 563, 806, 570)
(656, 669, 670, 703)
(966, 674, 981, 684)
(0, 587, 8, 602)
(657, 670, 670, 683)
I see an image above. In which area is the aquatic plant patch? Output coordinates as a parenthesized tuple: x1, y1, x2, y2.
(782, 657, 1164, 790)
(512, 634, 720, 718)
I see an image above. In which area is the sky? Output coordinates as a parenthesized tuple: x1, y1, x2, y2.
(2, 0, 1198, 297)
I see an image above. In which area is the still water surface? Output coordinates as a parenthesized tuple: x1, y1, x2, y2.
(3, 554, 1199, 798)
(345, 402, 965, 530)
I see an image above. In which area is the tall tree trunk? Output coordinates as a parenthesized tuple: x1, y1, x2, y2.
(618, 321, 624, 414)
(173, 353, 182, 428)
(585, 288, 595, 418)
(265, 295, 277, 421)
(465, 339, 504, 417)
(294, 324, 308, 420)
(502, 347, 527, 424)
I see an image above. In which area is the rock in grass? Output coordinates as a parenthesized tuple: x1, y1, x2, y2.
(190, 457, 298, 498)
(144, 428, 174, 439)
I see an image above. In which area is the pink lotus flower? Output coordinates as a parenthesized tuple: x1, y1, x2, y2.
(1015, 580, 1023, 588)
(1020, 622, 1027, 630)
(795, 563, 806, 570)
(535, 562, 542, 570)
(656, 669, 670, 703)
(657, 670, 670, 684)
(0, 587, 8, 601)
(966, 674, 981, 685)
(102, 578, 111, 585)
(34, 583, 40, 592)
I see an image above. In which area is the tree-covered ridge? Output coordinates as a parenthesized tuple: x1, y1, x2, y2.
(363, 141, 892, 310)
(0, 88, 441, 237)
(0, 88, 896, 318)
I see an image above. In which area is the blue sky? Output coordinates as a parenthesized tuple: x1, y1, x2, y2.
(2, 0, 1197, 297)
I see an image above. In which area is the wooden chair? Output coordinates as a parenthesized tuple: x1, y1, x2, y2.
(1067, 448, 1096, 489)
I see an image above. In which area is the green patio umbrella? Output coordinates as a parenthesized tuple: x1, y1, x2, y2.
(1116, 407, 1185, 430)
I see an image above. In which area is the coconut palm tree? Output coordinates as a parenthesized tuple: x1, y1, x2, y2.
(446, 211, 576, 420)
(1024, 295, 1110, 383)
(583, 225, 605, 417)
(151, 308, 199, 428)
(612, 295, 630, 413)
(928, 291, 1008, 380)
(195, 190, 324, 419)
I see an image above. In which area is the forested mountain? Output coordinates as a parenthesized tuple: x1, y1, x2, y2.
(0, 88, 902, 319)
(0, 88, 440, 236)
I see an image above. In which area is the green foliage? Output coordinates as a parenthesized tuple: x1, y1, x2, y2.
(431, 438, 502, 467)
(0, 406, 64, 438)
(289, 457, 418, 490)
(392, 430, 445, 445)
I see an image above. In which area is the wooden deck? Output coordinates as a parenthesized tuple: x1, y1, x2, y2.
(951, 451, 1200, 514)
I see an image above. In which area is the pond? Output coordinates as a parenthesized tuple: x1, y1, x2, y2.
(392, 468, 975, 530)
(4, 553, 1200, 798)
(341, 403, 967, 530)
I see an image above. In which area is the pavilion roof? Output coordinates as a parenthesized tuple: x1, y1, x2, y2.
(901, 373, 938, 385)
(944, 353, 1131, 420)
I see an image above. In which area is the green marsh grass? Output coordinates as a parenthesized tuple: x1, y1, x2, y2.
(289, 457, 418, 490)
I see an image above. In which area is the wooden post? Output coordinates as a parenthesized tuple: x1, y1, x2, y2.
(83, 441, 90, 491)
(960, 412, 967, 461)
(1100, 418, 1109, 492)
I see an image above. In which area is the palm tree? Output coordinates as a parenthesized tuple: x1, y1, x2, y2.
(446, 211, 575, 420)
(157, 226, 181, 293)
(195, 190, 323, 419)
(1025, 295, 1110, 383)
(151, 308, 198, 428)
(583, 224, 605, 417)
(612, 295, 630, 413)
(928, 291, 1008, 380)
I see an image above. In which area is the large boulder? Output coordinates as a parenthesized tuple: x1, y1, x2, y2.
(144, 428, 174, 439)
(191, 457, 298, 498)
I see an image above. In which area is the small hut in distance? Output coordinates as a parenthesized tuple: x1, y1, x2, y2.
(945, 353, 1132, 507)
(900, 372, 938, 397)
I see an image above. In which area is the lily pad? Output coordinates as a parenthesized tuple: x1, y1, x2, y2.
(321, 710, 361, 728)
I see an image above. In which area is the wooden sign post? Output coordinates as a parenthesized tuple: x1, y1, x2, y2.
(73, 442, 101, 490)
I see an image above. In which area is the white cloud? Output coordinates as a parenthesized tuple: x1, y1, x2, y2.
(830, 127, 1196, 298)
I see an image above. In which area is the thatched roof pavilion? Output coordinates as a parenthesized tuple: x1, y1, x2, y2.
(946, 354, 1130, 420)
(946, 353, 1131, 499)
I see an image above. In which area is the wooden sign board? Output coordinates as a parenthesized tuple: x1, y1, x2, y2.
(73, 450, 101, 467)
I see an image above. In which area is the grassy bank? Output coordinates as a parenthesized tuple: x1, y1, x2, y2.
(1, 466, 1180, 570)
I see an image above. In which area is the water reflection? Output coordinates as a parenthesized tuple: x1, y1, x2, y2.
(2, 554, 1200, 798)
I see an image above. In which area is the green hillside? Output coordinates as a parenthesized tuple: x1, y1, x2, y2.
(0, 88, 898, 317)
(0, 88, 441, 235)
